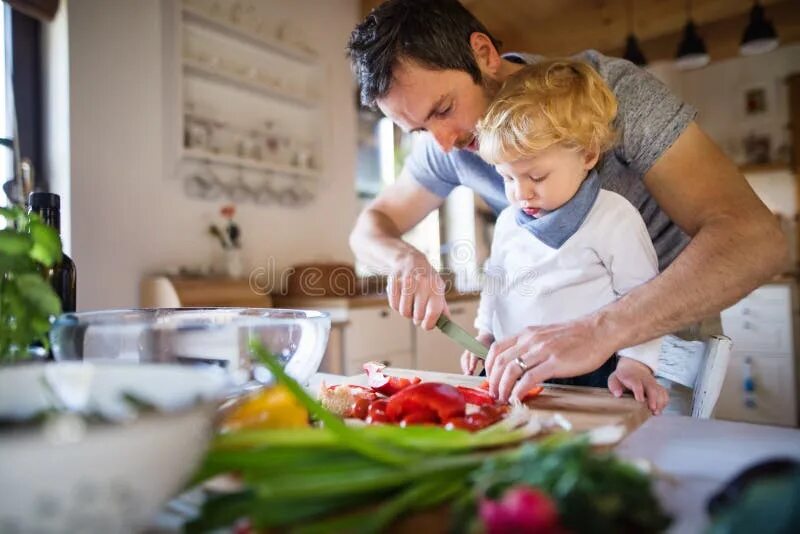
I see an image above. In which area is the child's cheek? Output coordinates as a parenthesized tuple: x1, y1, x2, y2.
(504, 184, 516, 204)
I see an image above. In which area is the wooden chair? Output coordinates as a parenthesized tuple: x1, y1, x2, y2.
(656, 334, 733, 418)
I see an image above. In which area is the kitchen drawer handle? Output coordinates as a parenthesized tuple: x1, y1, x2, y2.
(379, 310, 389, 318)
(450, 307, 465, 315)
(743, 357, 757, 409)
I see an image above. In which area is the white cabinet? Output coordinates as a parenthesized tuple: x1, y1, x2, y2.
(342, 307, 414, 376)
(343, 298, 481, 375)
(717, 283, 798, 427)
(715, 353, 797, 427)
(415, 299, 480, 374)
(276, 295, 481, 377)
(722, 285, 794, 354)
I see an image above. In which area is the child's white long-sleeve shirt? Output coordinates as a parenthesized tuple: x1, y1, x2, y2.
(475, 188, 662, 372)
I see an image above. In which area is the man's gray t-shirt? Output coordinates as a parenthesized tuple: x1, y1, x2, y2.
(404, 50, 695, 271)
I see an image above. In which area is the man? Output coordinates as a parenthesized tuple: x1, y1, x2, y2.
(346, 0, 787, 402)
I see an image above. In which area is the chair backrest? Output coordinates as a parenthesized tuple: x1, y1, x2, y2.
(656, 334, 733, 418)
(140, 276, 182, 308)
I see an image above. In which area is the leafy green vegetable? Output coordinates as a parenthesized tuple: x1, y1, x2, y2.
(189, 342, 670, 533)
(0, 206, 63, 362)
(455, 436, 671, 533)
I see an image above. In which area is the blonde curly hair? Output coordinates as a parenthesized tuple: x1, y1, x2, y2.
(477, 59, 618, 164)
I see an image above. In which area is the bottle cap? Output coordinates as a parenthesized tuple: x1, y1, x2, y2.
(28, 192, 60, 210)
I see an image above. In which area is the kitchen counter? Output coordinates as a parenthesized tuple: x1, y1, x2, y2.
(273, 289, 481, 310)
(616, 415, 800, 533)
(151, 392, 800, 533)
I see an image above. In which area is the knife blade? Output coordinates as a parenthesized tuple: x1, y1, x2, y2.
(435, 315, 489, 360)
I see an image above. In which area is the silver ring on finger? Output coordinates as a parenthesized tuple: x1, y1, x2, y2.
(515, 356, 529, 373)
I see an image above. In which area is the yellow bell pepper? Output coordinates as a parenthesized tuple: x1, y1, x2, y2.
(221, 384, 309, 431)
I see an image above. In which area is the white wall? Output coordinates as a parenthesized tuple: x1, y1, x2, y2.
(648, 44, 800, 167)
(57, 0, 359, 310)
(648, 44, 800, 268)
(41, 2, 71, 252)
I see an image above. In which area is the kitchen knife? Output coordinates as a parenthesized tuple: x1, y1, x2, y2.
(435, 315, 489, 360)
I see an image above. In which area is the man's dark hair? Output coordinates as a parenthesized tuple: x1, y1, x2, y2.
(347, 0, 502, 107)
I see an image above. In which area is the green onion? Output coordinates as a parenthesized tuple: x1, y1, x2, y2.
(249, 339, 412, 466)
(213, 415, 540, 453)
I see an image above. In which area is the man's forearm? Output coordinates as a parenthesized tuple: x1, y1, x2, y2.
(597, 213, 787, 350)
(349, 208, 421, 273)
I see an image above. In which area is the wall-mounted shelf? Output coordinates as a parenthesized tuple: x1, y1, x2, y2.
(181, 3, 318, 64)
(171, 1, 324, 208)
(183, 148, 320, 179)
(182, 57, 317, 108)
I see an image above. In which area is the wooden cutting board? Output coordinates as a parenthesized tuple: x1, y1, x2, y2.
(345, 368, 651, 438)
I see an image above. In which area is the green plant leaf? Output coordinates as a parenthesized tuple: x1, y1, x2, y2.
(0, 229, 32, 257)
(0, 208, 62, 364)
(28, 219, 62, 267)
(13, 273, 62, 317)
(0, 253, 36, 273)
(30, 316, 52, 336)
(0, 206, 20, 221)
(3, 280, 28, 322)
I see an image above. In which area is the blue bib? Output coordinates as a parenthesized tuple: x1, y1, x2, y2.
(514, 170, 601, 249)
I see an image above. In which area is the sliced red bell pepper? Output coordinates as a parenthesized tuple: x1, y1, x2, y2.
(479, 379, 543, 403)
(385, 382, 466, 423)
(365, 399, 390, 424)
(376, 375, 422, 397)
(444, 404, 507, 431)
(362, 361, 422, 396)
(464, 411, 495, 430)
(443, 416, 471, 431)
(351, 396, 372, 420)
(400, 408, 439, 426)
(456, 385, 496, 406)
(521, 386, 544, 402)
(443, 414, 490, 432)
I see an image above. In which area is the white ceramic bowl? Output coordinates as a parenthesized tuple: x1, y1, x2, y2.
(0, 362, 229, 533)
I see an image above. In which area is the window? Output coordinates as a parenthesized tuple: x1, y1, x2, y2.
(355, 109, 442, 275)
(0, 5, 11, 209)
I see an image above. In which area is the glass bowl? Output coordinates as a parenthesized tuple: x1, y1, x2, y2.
(49, 308, 331, 387)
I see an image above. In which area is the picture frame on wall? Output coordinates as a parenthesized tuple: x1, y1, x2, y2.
(738, 81, 781, 124)
(744, 86, 768, 115)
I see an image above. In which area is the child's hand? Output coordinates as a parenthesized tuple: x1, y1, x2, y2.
(460, 332, 494, 375)
(608, 357, 669, 415)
